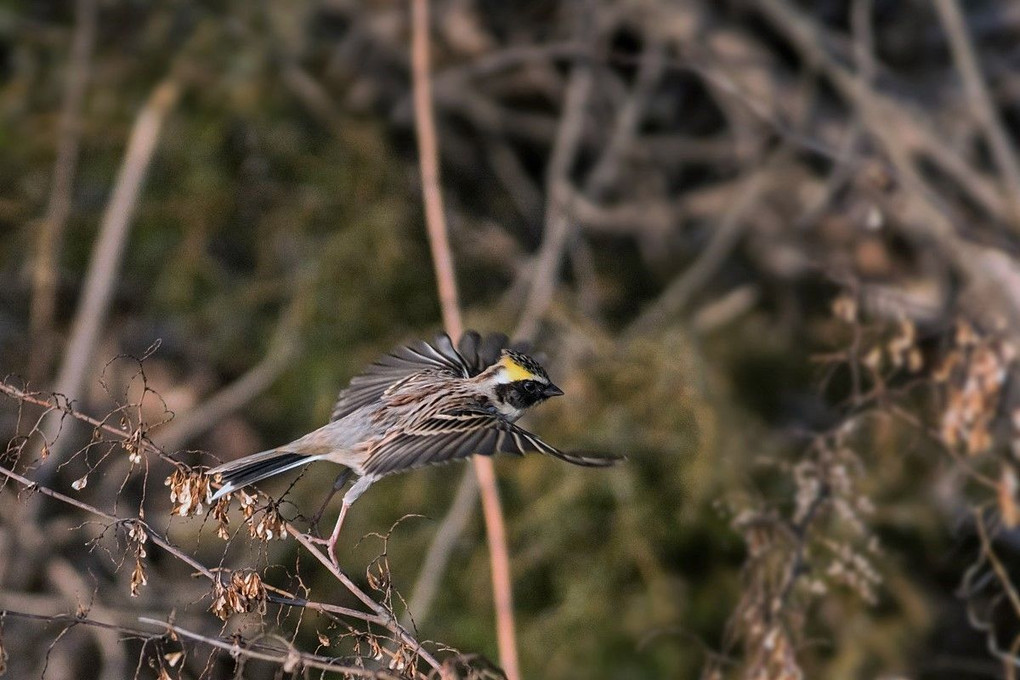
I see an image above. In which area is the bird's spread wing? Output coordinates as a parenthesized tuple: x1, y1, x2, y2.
(331, 331, 528, 421)
(361, 407, 621, 476)
(331, 333, 471, 421)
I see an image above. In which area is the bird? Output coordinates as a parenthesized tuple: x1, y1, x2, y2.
(208, 330, 619, 563)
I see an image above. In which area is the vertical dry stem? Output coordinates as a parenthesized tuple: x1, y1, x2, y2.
(30, 0, 99, 383)
(37, 79, 181, 482)
(409, 1, 522, 678)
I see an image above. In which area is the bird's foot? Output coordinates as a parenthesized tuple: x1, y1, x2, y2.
(326, 535, 340, 568)
(306, 534, 341, 567)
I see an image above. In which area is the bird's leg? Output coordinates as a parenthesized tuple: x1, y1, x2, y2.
(325, 501, 350, 567)
(309, 468, 353, 528)
(310, 475, 376, 567)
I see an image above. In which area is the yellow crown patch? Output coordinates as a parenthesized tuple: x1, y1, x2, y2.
(499, 354, 538, 382)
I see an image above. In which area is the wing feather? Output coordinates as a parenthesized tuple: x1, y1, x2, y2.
(362, 407, 621, 476)
(331, 333, 471, 421)
(331, 331, 534, 421)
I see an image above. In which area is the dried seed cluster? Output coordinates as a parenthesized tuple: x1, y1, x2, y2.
(249, 504, 287, 541)
(934, 320, 1016, 456)
(861, 318, 923, 375)
(210, 489, 286, 542)
(209, 570, 266, 621)
(120, 416, 145, 465)
(127, 521, 149, 597)
(728, 435, 880, 680)
(345, 629, 420, 676)
(164, 469, 212, 517)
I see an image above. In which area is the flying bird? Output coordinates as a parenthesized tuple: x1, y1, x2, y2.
(208, 331, 619, 563)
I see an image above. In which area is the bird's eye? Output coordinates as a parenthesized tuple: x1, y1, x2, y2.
(523, 381, 540, 394)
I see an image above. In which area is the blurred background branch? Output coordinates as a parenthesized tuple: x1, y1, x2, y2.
(28, 0, 98, 385)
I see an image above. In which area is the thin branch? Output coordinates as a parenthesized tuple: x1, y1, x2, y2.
(288, 526, 442, 671)
(262, 588, 393, 627)
(408, 7, 663, 648)
(710, 0, 1008, 225)
(0, 443, 438, 673)
(750, 0, 1020, 336)
(0, 608, 155, 637)
(137, 617, 402, 678)
(409, 0, 520, 677)
(29, 0, 99, 383)
(0, 608, 404, 679)
(0, 461, 214, 579)
(973, 511, 1020, 620)
(46, 560, 128, 680)
(0, 381, 182, 469)
(517, 26, 662, 340)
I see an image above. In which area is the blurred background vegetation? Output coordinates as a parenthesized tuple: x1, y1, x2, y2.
(3, 0, 1020, 678)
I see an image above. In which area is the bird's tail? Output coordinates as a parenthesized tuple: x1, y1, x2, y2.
(208, 450, 323, 501)
(547, 449, 625, 467)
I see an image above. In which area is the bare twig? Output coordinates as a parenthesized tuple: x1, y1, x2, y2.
(690, 285, 760, 334)
(0, 381, 181, 469)
(517, 27, 663, 340)
(409, 0, 521, 677)
(751, 0, 1020, 337)
(627, 167, 770, 335)
(288, 526, 442, 672)
(410, 9, 663, 646)
(933, 0, 1020, 224)
(515, 17, 595, 342)
(38, 79, 182, 484)
(698, 0, 1009, 225)
(0, 607, 404, 679)
(46, 560, 127, 680)
(585, 41, 666, 199)
(0, 421, 439, 673)
(0, 461, 213, 579)
(0, 384, 438, 659)
(137, 617, 404, 677)
(29, 0, 99, 383)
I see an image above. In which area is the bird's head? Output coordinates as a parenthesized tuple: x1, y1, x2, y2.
(482, 349, 564, 419)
